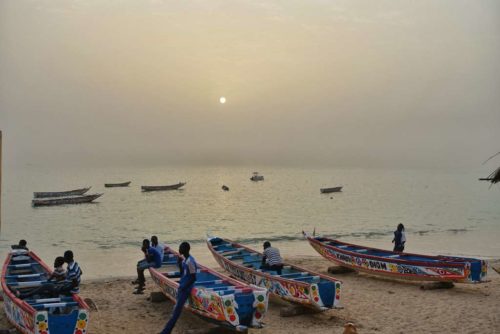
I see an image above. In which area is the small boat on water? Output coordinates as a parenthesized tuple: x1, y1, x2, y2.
(33, 187, 91, 198)
(303, 232, 489, 283)
(141, 182, 186, 192)
(149, 246, 268, 331)
(222, 185, 229, 191)
(320, 186, 342, 194)
(250, 172, 264, 182)
(207, 236, 342, 311)
(32, 193, 103, 207)
(104, 181, 131, 188)
(1, 248, 89, 334)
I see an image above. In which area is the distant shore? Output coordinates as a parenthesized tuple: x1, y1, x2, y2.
(1, 256, 499, 333)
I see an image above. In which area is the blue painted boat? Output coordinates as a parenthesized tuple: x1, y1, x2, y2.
(207, 236, 342, 311)
(1, 249, 89, 334)
(149, 246, 268, 331)
(304, 232, 489, 283)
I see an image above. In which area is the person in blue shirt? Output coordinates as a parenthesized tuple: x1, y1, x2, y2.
(160, 242, 197, 334)
(133, 239, 162, 294)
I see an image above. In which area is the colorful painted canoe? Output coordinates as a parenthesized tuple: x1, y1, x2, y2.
(320, 186, 342, 194)
(303, 232, 489, 283)
(32, 194, 103, 207)
(1, 249, 89, 334)
(149, 246, 268, 331)
(33, 187, 91, 198)
(207, 237, 342, 311)
(104, 181, 131, 188)
(141, 182, 186, 192)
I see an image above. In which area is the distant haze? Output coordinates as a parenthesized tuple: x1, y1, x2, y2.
(1, 0, 499, 169)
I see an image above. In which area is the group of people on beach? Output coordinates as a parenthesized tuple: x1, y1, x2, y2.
(13, 240, 82, 299)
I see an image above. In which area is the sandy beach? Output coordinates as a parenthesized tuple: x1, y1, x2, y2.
(1, 256, 498, 334)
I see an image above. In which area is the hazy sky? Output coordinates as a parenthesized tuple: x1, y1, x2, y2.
(1, 0, 499, 168)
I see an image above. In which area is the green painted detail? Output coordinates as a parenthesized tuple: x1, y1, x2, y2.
(336, 283, 341, 288)
(79, 312, 87, 320)
(225, 300, 231, 307)
(304, 288, 309, 294)
(257, 295, 264, 302)
(311, 286, 316, 291)
(37, 314, 45, 321)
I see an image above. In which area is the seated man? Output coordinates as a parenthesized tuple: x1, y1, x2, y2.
(261, 241, 284, 275)
(151, 235, 165, 263)
(11, 239, 28, 250)
(133, 239, 162, 294)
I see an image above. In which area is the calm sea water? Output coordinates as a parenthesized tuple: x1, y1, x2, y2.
(1, 165, 499, 279)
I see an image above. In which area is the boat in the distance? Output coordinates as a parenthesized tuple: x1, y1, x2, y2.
(33, 187, 91, 198)
(1, 248, 90, 334)
(32, 193, 103, 207)
(104, 181, 131, 188)
(149, 246, 268, 331)
(222, 185, 229, 191)
(320, 186, 342, 194)
(303, 232, 488, 283)
(250, 172, 264, 182)
(141, 182, 186, 192)
(207, 236, 342, 311)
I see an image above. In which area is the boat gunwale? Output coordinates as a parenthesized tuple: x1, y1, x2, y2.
(31, 193, 103, 206)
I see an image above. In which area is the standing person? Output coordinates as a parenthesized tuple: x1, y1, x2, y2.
(261, 241, 284, 275)
(151, 235, 165, 262)
(160, 242, 197, 334)
(392, 223, 406, 252)
(133, 239, 162, 294)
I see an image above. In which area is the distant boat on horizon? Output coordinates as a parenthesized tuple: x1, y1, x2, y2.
(141, 182, 186, 192)
(33, 187, 91, 198)
(320, 186, 342, 194)
(105, 181, 131, 188)
(250, 172, 264, 182)
(32, 193, 103, 207)
(222, 185, 229, 191)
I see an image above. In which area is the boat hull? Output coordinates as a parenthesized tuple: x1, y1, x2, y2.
(104, 181, 131, 188)
(33, 187, 91, 198)
(1, 250, 89, 334)
(207, 237, 342, 311)
(304, 233, 488, 283)
(32, 193, 103, 207)
(149, 247, 268, 330)
(320, 186, 342, 193)
(141, 182, 186, 192)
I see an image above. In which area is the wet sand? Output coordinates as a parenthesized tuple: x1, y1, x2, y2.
(1, 256, 498, 333)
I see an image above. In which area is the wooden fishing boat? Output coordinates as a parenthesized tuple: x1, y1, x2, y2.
(207, 237, 342, 311)
(222, 185, 229, 191)
(250, 172, 264, 182)
(33, 187, 90, 198)
(141, 182, 186, 192)
(32, 194, 103, 207)
(320, 186, 342, 194)
(303, 232, 489, 283)
(104, 181, 131, 188)
(149, 246, 268, 331)
(1, 249, 89, 334)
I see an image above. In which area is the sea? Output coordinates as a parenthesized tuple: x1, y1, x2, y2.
(1, 165, 499, 279)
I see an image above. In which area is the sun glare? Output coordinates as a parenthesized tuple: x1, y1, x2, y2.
(219, 97, 226, 104)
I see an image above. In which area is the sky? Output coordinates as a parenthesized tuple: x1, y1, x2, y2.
(1, 0, 499, 169)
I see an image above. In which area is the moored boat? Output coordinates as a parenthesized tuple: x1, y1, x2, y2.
(303, 232, 488, 283)
(250, 172, 264, 182)
(33, 187, 91, 198)
(207, 236, 342, 311)
(32, 193, 103, 207)
(141, 182, 186, 192)
(320, 186, 342, 194)
(149, 246, 268, 331)
(104, 181, 131, 188)
(1, 248, 89, 334)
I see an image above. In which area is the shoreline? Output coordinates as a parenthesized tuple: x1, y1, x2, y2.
(1, 256, 498, 333)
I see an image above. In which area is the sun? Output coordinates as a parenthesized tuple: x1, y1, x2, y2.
(219, 97, 226, 104)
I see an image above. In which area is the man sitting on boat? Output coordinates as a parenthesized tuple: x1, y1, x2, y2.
(160, 241, 197, 334)
(151, 235, 166, 262)
(132, 239, 162, 294)
(261, 241, 284, 275)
